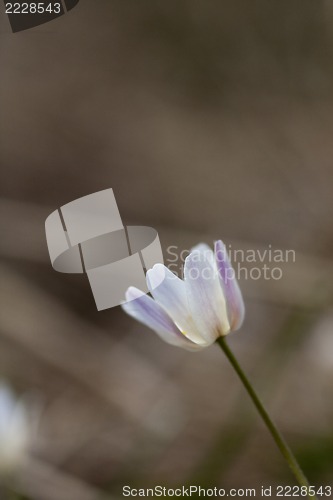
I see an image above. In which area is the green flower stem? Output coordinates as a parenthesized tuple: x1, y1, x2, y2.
(217, 336, 317, 500)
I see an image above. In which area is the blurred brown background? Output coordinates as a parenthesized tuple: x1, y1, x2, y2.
(0, 2, 333, 499)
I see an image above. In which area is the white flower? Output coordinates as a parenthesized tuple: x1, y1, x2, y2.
(122, 241, 245, 350)
(0, 383, 30, 475)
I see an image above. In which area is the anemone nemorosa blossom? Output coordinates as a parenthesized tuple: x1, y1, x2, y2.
(122, 241, 244, 350)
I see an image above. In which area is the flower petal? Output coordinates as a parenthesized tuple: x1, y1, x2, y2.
(214, 240, 245, 330)
(146, 264, 206, 345)
(122, 287, 200, 350)
(184, 248, 230, 344)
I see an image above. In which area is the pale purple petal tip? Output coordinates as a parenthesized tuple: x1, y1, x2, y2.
(122, 287, 198, 349)
(123, 287, 180, 336)
(214, 240, 245, 330)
